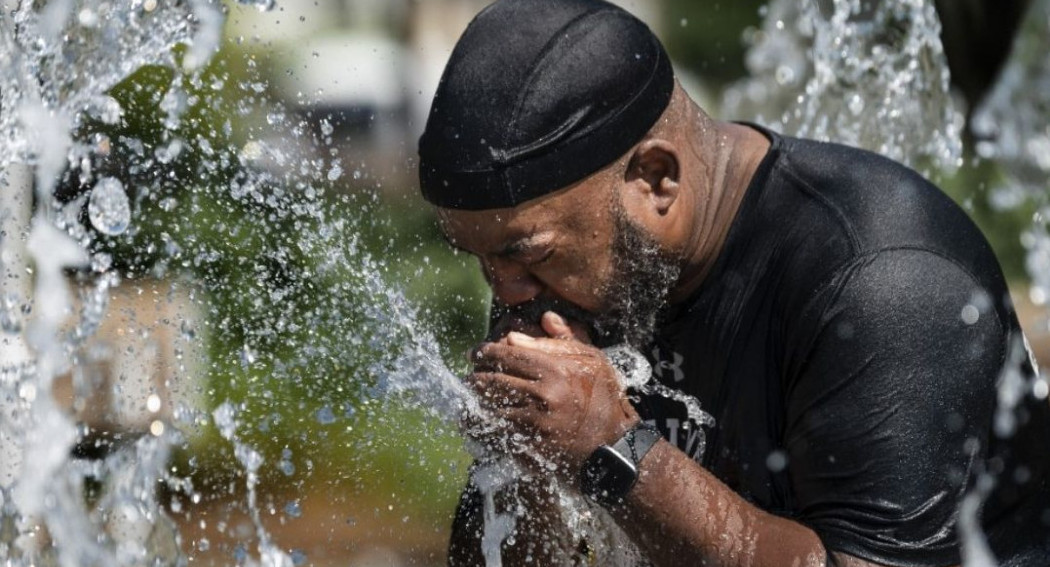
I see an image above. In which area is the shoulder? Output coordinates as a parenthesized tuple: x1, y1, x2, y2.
(760, 136, 1008, 307)
(773, 137, 989, 258)
(788, 247, 1009, 379)
(826, 247, 1004, 333)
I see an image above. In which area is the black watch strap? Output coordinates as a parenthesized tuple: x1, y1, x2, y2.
(611, 422, 662, 466)
(580, 422, 663, 506)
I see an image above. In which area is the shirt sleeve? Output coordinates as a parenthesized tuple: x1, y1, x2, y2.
(785, 248, 1005, 566)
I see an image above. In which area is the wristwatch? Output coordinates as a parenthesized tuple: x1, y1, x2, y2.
(579, 421, 663, 506)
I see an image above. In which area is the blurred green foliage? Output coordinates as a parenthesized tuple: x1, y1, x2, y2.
(932, 157, 1035, 282)
(663, 0, 766, 88)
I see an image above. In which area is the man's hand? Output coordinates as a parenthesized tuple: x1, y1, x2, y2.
(457, 312, 898, 567)
(466, 311, 640, 474)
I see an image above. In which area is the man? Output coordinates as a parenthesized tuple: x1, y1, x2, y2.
(416, 0, 1050, 565)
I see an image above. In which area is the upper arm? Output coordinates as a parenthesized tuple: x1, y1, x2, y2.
(785, 249, 1004, 566)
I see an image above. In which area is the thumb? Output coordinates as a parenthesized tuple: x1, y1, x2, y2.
(541, 311, 592, 343)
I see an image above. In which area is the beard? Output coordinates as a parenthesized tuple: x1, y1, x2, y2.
(491, 204, 681, 350)
(592, 207, 681, 348)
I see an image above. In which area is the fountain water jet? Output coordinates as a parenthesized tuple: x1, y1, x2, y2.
(723, 0, 964, 172)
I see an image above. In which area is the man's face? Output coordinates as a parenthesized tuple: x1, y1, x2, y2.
(438, 172, 680, 348)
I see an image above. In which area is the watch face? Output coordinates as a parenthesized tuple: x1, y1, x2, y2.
(581, 446, 638, 504)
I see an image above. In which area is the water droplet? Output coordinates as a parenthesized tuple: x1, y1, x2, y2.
(90, 252, 112, 274)
(1033, 378, 1049, 400)
(180, 319, 196, 340)
(284, 501, 302, 518)
(238, 0, 276, 11)
(155, 139, 183, 164)
(774, 65, 795, 86)
(0, 298, 23, 334)
(848, 93, 865, 115)
(766, 450, 788, 472)
(77, 8, 98, 27)
(213, 402, 239, 439)
(241, 345, 257, 366)
(18, 383, 36, 402)
(147, 394, 162, 413)
(279, 459, 296, 476)
(961, 304, 980, 325)
(241, 141, 264, 162)
(327, 165, 343, 181)
(315, 406, 336, 425)
(88, 178, 131, 236)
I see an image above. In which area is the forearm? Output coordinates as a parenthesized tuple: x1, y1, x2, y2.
(611, 440, 827, 567)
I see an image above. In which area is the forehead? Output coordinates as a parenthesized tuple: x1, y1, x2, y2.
(437, 176, 612, 254)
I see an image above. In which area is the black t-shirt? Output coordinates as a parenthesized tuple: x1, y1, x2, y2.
(635, 127, 1050, 566)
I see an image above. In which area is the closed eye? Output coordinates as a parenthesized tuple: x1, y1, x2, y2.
(529, 248, 555, 266)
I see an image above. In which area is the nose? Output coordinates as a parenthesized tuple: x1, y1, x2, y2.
(484, 260, 544, 307)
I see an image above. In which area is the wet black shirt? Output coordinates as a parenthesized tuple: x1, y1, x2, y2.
(636, 127, 1050, 566)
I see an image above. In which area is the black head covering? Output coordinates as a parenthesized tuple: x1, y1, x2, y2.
(418, 0, 674, 210)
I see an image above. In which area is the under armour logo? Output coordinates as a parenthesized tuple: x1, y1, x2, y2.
(651, 346, 685, 383)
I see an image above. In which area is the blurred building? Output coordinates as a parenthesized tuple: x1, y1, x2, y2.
(54, 278, 205, 453)
(226, 0, 666, 187)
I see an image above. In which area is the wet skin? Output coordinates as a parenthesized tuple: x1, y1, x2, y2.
(441, 86, 911, 567)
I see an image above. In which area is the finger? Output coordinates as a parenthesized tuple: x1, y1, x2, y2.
(466, 341, 513, 365)
(540, 311, 592, 344)
(541, 311, 573, 339)
(472, 342, 563, 379)
(500, 406, 545, 431)
(505, 331, 591, 356)
(466, 371, 546, 408)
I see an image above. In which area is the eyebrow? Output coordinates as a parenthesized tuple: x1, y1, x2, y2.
(440, 232, 549, 259)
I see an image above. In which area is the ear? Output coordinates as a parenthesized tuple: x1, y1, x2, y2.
(625, 139, 680, 215)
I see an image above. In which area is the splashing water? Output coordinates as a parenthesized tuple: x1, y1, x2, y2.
(0, 1, 480, 565)
(604, 345, 716, 459)
(87, 177, 131, 236)
(723, 0, 964, 172)
(972, 0, 1050, 197)
(0, 1, 225, 564)
(959, 472, 998, 567)
(212, 402, 293, 567)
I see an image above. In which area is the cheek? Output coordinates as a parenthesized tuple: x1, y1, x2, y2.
(539, 247, 617, 310)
